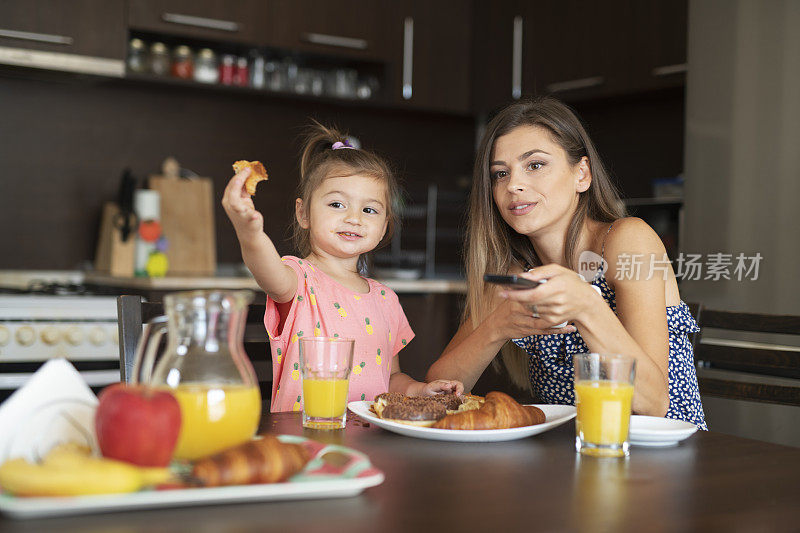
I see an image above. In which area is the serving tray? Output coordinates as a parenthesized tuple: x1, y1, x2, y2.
(0, 435, 384, 519)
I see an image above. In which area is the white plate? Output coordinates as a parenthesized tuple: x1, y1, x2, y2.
(629, 415, 698, 447)
(348, 401, 576, 442)
(0, 436, 384, 520)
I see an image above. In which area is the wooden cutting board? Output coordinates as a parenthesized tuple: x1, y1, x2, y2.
(149, 176, 216, 275)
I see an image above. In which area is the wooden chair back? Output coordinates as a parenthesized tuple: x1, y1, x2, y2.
(694, 307, 800, 407)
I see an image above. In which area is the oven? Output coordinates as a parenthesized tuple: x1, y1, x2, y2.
(0, 294, 121, 397)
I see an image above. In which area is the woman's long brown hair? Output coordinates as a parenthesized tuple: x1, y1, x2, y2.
(465, 96, 626, 391)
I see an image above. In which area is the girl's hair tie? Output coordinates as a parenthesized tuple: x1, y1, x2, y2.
(332, 140, 356, 150)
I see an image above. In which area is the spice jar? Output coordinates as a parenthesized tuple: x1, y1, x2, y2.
(127, 38, 147, 73)
(149, 42, 170, 76)
(171, 45, 194, 79)
(194, 48, 218, 84)
(219, 54, 236, 85)
(233, 56, 249, 87)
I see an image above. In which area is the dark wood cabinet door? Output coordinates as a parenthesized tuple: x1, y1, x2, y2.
(268, 0, 393, 61)
(628, 0, 688, 91)
(0, 0, 125, 59)
(471, 0, 519, 113)
(388, 0, 472, 114)
(523, 0, 632, 100)
(472, 0, 686, 108)
(128, 0, 268, 45)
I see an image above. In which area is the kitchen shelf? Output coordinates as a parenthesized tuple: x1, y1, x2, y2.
(112, 70, 472, 118)
(122, 70, 388, 107)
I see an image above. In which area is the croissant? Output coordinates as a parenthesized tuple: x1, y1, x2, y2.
(192, 435, 309, 487)
(432, 391, 545, 430)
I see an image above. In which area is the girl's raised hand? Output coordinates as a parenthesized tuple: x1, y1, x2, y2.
(221, 167, 263, 236)
(499, 265, 604, 329)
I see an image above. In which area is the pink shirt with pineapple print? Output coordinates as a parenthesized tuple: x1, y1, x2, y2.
(265, 256, 415, 413)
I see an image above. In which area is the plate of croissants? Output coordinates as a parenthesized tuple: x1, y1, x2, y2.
(348, 391, 576, 442)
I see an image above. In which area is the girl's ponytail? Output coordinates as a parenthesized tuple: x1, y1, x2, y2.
(299, 121, 349, 182)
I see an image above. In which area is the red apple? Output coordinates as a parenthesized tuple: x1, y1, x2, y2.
(95, 383, 182, 467)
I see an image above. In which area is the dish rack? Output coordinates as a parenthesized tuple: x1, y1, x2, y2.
(373, 183, 467, 279)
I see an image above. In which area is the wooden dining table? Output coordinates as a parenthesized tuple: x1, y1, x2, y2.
(1, 409, 799, 532)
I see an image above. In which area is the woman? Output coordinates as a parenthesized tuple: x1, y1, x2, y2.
(427, 97, 705, 428)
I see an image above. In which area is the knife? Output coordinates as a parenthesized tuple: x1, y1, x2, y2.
(113, 168, 139, 242)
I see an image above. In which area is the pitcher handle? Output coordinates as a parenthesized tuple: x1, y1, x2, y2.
(132, 315, 168, 385)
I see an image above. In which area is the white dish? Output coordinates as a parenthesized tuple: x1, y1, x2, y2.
(0, 436, 384, 520)
(629, 415, 698, 447)
(348, 401, 576, 442)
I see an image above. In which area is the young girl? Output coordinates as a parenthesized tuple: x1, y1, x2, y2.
(223, 123, 463, 412)
(426, 97, 706, 429)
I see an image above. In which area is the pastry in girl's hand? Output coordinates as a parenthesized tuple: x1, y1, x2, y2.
(233, 160, 269, 196)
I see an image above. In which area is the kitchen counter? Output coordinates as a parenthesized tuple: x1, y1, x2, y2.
(0, 270, 467, 295)
(83, 272, 467, 294)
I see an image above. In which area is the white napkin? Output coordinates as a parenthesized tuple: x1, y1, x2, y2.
(0, 358, 98, 463)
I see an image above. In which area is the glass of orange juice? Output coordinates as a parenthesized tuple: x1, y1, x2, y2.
(574, 353, 636, 457)
(298, 337, 355, 429)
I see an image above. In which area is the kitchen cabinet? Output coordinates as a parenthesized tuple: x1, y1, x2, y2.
(386, 0, 472, 114)
(472, 0, 688, 111)
(128, 0, 268, 45)
(523, 0, 632, 100)
(471, 0, 518, 113)
(628, 0, 688, 92)
(0, 0, 125, 75)
(268, 0, 393, 62)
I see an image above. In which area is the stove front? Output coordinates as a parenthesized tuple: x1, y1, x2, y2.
(0, 295, 121, 394)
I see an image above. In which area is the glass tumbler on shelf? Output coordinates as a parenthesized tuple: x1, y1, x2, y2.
(574, 353, 636, 457)
(284, 58, 299, 92)
(330, 69, 358, 98)
(309, 70, 325, 96)
(134, 290, 262, 460)
(298, 337, 355, 430)
(294, 68, 311, 94)
(249, 51, 265, 89)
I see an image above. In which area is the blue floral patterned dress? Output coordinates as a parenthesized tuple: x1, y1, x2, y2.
(511, 272, 707, 430)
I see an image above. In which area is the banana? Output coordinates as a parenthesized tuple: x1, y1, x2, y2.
(0, 443, 173, 497)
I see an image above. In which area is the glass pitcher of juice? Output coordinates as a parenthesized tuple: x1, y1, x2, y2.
(134, 290, 261, 461)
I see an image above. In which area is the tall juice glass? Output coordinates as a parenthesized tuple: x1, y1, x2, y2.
(574, 353, 636, 457)
(299, 337, 354, 429)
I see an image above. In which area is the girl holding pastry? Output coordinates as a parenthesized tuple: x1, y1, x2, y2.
(223, 123, 463, 412)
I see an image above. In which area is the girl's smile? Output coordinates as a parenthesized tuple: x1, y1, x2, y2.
(336, 230, 363, 240)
